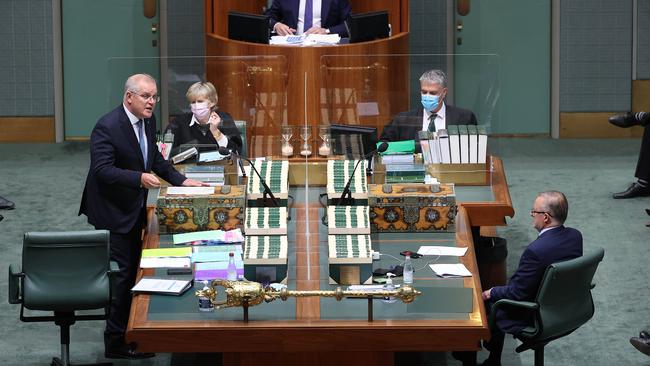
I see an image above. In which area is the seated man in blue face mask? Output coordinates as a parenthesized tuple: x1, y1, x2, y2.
(379, 69, 477, 150)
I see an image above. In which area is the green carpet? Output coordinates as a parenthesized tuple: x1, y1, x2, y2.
(0, 139, 648, 365)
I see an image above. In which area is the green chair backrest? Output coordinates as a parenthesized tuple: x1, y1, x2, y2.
(235, 120, 248, 158)
(22, 230, 111, 312)
(532, 247, 605, 341)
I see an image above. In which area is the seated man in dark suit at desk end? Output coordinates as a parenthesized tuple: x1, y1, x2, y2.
(379, 69, 477, 145)
(468, 191, 583, 366)
(266, 0, 351, 36)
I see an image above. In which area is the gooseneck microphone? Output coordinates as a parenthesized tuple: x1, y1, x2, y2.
(218, 146, 279, 207)
(334, 141, 389, 206)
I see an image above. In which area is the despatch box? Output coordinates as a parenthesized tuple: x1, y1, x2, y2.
(244, 235, 288, 284)
(368, 183, 457, 233)
(156, 185, 245, 234)
(328, 234, 373, 285)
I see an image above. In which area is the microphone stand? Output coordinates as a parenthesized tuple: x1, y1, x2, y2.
(331, 142, 389, 206)
(219, 147, 278, 207)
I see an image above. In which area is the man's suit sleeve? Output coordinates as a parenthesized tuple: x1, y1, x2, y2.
(490, 247, 542, 302)
(379, 115, 400, 142)
(266, 0, 283, 29)
(327, 0, 351, 36)
(90, 121, 141, 188)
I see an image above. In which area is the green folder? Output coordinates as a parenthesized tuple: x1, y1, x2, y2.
(379, 140, 416, 155)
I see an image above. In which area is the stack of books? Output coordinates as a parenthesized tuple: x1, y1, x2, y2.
(419, 125, 488, 164)
(327, 205, 371, 234)
(244, 207, 288, 235)
(327, 159, 368, 201)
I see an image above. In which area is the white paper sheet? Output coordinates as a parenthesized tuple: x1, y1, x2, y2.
(429, 263, 472, 278)
(418, 246, 468, 257)
(166, 187, 214, 195)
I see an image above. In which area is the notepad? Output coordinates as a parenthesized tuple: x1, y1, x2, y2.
(418, 246, 468, 257)
(429, 263, 472, 278)
(131, 278, 192, 296)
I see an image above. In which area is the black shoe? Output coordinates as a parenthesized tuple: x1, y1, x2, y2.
(0, 196, 14, 210)
(104, 333, 155, 360)
(613, 182, 650, 199)
(630, 336, 650, 356)
(609, 112, 650, 128)
(641, 330, 650, 339)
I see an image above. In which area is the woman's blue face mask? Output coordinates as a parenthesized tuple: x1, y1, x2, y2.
(421, 94, 440, 112)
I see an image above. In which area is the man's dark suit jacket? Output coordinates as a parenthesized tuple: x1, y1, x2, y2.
(379, 106, 478, 152)
(490, 225, 583, 334)
(266, 0, 351, 37)
(79, 105, 186, 234)
(170, 111, 243, 156)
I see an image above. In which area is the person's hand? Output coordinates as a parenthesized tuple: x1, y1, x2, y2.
(140, 173, 161, 189)
(304, 26, 328, 35)
(274, 22, 295, 36)
(482, 288, 492, 301)
(182, 178, 210, 187)
(208, 113, 222, 139)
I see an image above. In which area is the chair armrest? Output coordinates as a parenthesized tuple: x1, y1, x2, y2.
(8, 264, 23, 304)
(108, 261, 120, 274)
(489, 299, 539, 330)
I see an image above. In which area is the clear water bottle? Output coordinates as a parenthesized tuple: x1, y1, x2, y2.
(198, 280, 214, 312)
(403, 255, 414, 284)
(227, 252, 237, 281)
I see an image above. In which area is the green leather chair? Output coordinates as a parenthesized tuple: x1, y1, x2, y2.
(489, 247, 605, 366)
(234, 120, 248, 158)
(8, 230, 118, 366)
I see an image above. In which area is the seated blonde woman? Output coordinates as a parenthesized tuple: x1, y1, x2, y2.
(170, 81, 243, 155)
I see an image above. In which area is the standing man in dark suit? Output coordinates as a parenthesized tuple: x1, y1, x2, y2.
(476, 191, 583, 365)
(380, 69, 477, 145)
(608, 112, 650, 198)
(266, 0, 351, 37)
(79, 74, 205, 359)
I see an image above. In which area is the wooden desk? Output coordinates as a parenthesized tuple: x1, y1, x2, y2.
(129, 157, 514, 366)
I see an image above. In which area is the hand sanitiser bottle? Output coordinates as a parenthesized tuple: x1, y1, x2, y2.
(382, 273, 397, 304)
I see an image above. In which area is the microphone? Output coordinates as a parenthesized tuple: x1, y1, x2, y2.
(218, 146, 279, 207)
(334, 141, 389, 206)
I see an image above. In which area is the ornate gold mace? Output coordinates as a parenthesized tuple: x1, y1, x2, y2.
(196, 279, 421, 310)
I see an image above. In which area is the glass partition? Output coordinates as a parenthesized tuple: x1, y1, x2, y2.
(114, 52, 508, 324)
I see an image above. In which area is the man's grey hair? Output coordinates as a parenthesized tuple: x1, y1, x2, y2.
(123, 73, 157, 98)
(537, 190, 569, 224)
(419, 69, 447, 88)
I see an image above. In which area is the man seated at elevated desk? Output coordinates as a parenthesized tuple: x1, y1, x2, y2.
(266, 0, 351, 36)
(380, 69, 477, 151)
